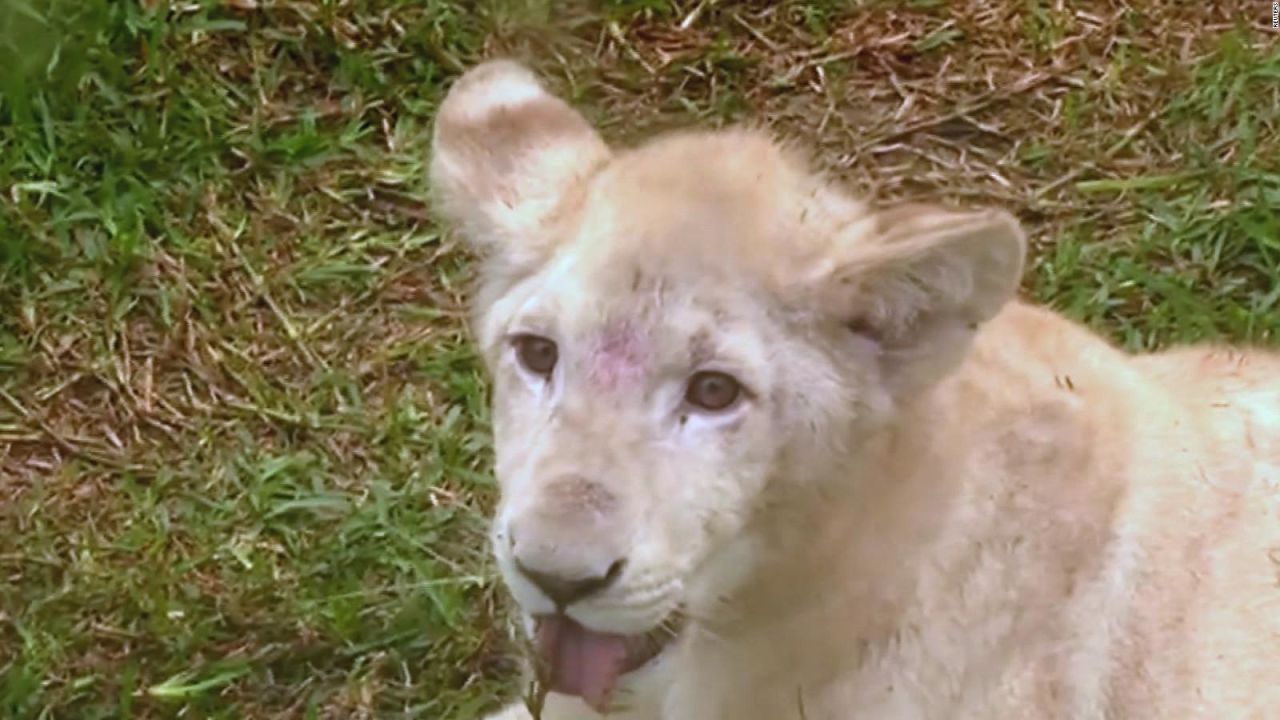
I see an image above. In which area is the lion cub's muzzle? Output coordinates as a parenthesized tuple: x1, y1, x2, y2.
(498, 476, 685, 711)
(504, 473, 633, 609)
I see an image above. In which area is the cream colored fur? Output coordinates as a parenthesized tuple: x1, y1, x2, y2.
(430, 60, 1280, 720)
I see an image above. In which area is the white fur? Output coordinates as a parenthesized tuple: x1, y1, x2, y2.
(431, 60, 1280, 720)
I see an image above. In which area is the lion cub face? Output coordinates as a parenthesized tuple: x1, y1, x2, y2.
(478, 201, 805, 630)
(430, 60, 1026, 703)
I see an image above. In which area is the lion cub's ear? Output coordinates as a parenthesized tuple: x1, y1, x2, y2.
(430, 60, 610, 268)
(823, 204, 1027, 396)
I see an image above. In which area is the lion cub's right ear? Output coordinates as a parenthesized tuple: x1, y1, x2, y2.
(430, 60, 610, 269)
(815, 204, 1027, 398)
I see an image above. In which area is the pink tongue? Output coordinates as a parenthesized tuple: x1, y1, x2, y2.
(536, 615, 631, 712)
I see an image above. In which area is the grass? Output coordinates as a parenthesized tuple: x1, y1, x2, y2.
(0, 1, 1276, 717)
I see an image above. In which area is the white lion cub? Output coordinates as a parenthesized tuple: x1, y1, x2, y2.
(430, 59, 1280, 720)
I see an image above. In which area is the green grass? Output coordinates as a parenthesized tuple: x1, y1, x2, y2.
(0, 1, 1276, 717)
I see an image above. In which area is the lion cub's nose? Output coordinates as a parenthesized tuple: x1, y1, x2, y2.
(507, 473, 630, 606)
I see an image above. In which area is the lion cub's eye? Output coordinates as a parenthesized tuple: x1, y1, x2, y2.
(513, 334, 558, 377)
(685, 371, 742, 412)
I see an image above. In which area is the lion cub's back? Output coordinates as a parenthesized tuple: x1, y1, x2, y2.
(1132, 344, 1280, 467)
(977, 309, 1280, 715)
(1121, 344, 1280, 715)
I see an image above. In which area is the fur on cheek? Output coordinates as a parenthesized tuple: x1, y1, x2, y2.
(684, 532, 765, 617)
(768, 338, 895, 479)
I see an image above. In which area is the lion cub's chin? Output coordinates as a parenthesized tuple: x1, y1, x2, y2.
(530, 611, 685, 712)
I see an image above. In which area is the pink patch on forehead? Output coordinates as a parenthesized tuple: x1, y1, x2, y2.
(585, 324, 649, 391)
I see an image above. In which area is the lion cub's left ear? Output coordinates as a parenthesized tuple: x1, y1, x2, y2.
(820, 204, 1027, 396)
(430, 60, 610, 269)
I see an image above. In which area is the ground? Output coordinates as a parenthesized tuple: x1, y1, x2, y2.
(0, 1, 1276, 718)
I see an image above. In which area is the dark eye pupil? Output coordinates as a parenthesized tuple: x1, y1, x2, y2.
(687, 372, 740, 410)
(516, 336, 557, 375)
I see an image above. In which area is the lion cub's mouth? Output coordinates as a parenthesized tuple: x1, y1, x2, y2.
(532, 612, 684, 711)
